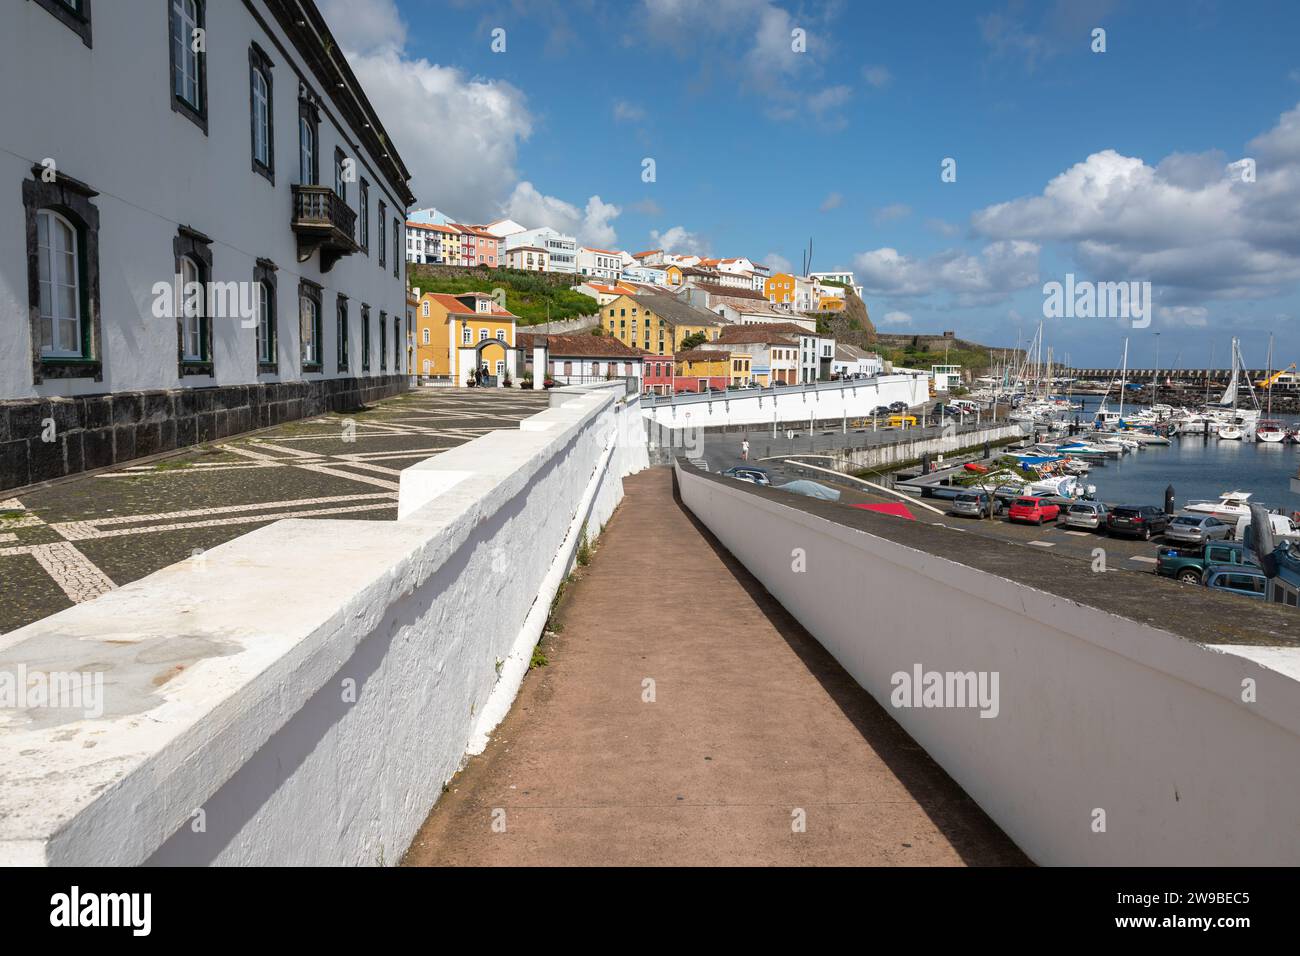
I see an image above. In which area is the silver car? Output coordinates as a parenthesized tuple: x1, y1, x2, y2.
(949, 492, 999, 518)
(1165, 514, 1233, 546)
(1063, 501, 1109, 531)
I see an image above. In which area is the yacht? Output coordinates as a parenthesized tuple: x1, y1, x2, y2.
(1218, 423, 1244, 440)
(1257, 419, 1287, 443)
(1185, 491, 1256, 520)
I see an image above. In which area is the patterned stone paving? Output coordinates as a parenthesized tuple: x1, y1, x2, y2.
(0, 387, 551, 635)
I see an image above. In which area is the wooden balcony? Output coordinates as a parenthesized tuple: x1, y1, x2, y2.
(291, 184, 359, 272)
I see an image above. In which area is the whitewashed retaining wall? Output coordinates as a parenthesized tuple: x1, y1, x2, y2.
(676, 462, 1300, 865)
(0, 387, 644, 866)
(641, 374, 929, 429)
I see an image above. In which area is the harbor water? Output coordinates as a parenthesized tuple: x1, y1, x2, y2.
(1041, 396, 1300, 511)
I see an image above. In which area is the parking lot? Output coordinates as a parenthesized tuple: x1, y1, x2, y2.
(701, 456, 1189, 584)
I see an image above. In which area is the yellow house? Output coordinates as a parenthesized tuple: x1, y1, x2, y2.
(416, 291, 517, 384)
(603, 292, 723, 356)
(817, 296, 845, 310)
(764, 272, 796, 306)
(426, 223, 461, 265)
(661, 263, 684, 287)
(673, 349, 752, 390)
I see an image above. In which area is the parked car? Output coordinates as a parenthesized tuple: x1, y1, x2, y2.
(1008, 496, 1061, 525)
(721, 466, 770, 486)
(870, 405, 891, 417)
(949, 491, 1001, 518)
(888, 401, 909, 413)
(1106, 505, 1171, 540)
(1063, 501, 1109, 531)
(1156, 540, 1259, 585)
(1164, 514, 1233, 547)
(1203, 564, 1269, 599)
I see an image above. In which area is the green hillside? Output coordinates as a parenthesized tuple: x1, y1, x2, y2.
(407, 265, 599, 324)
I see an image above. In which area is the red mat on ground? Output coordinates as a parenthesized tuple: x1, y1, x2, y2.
(849, 502, 916, 520)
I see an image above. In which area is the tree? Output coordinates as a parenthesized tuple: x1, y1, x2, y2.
(680, 331, 708, 350)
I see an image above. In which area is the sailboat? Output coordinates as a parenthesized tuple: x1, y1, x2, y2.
(1214, 337, 1260, 440)
(1257, 333, 1286, 443)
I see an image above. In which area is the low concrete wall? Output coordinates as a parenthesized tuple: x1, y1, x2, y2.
(0, 389, 645, 865)
(641, 375, 929, 429)
(676, 462, 1300, 865)
(826, 422, 1026, 472)
(0, 375, 408, 492)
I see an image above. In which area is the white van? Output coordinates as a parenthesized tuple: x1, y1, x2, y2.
(1234, 512, 1300, 544)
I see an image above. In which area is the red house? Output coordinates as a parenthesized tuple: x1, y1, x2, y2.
(643, 355, 676, 395)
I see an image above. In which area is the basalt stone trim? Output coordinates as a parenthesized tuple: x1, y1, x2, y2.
(0, 375, 408, 492)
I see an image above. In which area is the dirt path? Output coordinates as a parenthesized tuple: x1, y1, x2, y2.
(404, 467, 1028, 866)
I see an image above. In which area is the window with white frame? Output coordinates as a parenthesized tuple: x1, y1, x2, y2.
(249, 44, 274, 178)
(180, 255, 204, 361)
(170, 0, 205, 127)
(36, 210, 83, 358)
(255, 276, 275, 368)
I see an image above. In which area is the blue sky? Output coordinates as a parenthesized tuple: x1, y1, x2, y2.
(324, 0, 1300, 366)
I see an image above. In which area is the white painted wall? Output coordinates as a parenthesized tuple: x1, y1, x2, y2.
(0, 389, 646, 865)
(0, 1, 410, 400)
(642, 375, 930, 428)
(676, 463, 1300, 865)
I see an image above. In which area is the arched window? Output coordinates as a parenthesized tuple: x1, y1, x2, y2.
(251, 67, 270, 167)
(461, 325, 471, 345)
(179, 254, 204, 361)
(299, 115, 315, 185)
(171, 0, 204, 113)
(36, 209, 83, 357)
(256, 280, 273, 365)
(421, 302, 429, 317)
(422, 328, 430, 345)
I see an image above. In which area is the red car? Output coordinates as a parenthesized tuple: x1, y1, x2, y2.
(1008, 496, 1060, 525)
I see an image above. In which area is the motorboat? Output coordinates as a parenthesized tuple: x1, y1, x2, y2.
(1217, 424, 1243, 440)
(1118, 429, 1172, 446)
(1185, 491, 1256, 520)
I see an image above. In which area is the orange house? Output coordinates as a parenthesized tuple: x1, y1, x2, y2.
(764, 272, 796, 306)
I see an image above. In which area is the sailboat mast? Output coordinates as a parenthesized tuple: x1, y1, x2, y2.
(1118, 338, 1129, 421)
(1266, 333, 1274, 417)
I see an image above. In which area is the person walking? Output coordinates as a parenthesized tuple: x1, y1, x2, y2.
(740, 438, 750, 462)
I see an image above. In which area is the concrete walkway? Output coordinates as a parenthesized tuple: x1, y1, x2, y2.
(404, 467, 1027, 866)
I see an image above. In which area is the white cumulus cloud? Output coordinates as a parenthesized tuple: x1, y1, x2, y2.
(971, 104, 1300, 303)
(651, 225, 708, 256)
(502, 183, 622, 247)
(853, 241, 1040, 305)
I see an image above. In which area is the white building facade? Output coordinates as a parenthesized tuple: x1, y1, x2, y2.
(576, 247, 623, 281)
(506, 227, 577, 274)
(0, 0, 415, 490)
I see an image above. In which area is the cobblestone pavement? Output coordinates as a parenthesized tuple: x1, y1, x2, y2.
(0, 387, 550, 635)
